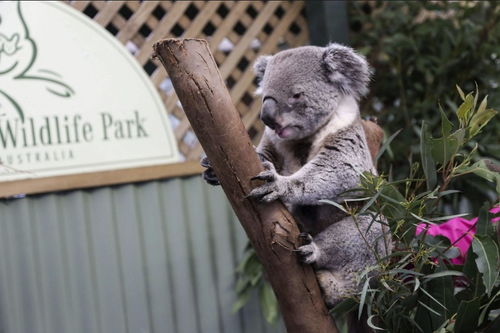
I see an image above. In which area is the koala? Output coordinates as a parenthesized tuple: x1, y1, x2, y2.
(202, 43, 390, 308)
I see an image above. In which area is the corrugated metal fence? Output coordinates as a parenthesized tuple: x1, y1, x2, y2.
(0, 176, 282, 333)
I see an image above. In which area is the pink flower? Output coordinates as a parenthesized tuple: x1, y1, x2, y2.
(415, 206, 499, 265)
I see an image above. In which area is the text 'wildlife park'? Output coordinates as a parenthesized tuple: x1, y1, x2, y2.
(0, 111, 149, 149)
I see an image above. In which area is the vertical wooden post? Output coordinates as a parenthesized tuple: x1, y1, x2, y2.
(306, 1, 349, 46)
(153, 38, 337, 333)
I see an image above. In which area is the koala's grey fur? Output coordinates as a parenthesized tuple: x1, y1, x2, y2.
(202, 43, 390, 308)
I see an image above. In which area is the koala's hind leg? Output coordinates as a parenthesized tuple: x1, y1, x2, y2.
(316, 270, 358, 308)
(298, 215, 388, 307)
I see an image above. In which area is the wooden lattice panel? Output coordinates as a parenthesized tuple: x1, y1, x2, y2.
(66, 1, 309, 161)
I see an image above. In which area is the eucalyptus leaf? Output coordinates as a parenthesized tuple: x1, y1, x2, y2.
(425, 264, 458, 328)
(359, 191, 381, 214)
(439, 103, 453, 137)
(455, 298, 480, 333)
(376, 129, 402, 162)
(330, 298, 357, 316)
(244, 254, 263, 280)
(420, 122, 437, 191)
(456, 93, 474, 127)
(429, 212, 468, 221)
(423, 270, 464, 281)
(232, 288, 252, 313)
(420, 287, 447, 310)
(443, 246, 461, 260)
(469, 108, 497, 138)
(430, 137, 457, 166)
(319, 199, 348, 213)
(478, 290, 500, 326)
(437, 189, 461, 197)
(367, 315, 385, 331)
(454, 160, 500, 193)
(235, 251, 253, 273)
(474, 82, 479, 111)
(472, 235, 499, 296)
(462, 246, 487, 298)
(456, 84, 466, 101)
(476, 202, 491, 237)
(235, 276, 249, 294)
(413, 277, 420, 293)
(358, 277, 372, 320)
(259, 282, 278, 323)
(476, 95, 488, 117)
(417, 300, 441, 317)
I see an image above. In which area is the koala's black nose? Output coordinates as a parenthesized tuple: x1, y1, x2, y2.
(261, 113, 277, 129)
(261, 98, 278, 129)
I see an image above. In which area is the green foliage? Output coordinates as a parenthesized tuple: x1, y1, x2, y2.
(349, 1, 500, 212)
(329, 88, 499, 332)
(232, 244, 278, 324)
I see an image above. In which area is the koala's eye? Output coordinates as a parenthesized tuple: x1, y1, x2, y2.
(292, 92, 303, 99)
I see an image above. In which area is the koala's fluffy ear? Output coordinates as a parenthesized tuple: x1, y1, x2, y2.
(253, 55, 272, 80)
(322, 43, 372, 100)
(253, 55, 272, 95)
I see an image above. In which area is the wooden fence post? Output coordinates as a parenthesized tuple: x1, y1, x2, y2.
(153, 38, 337, 333)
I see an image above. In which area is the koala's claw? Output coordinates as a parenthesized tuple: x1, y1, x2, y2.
(203, 169, 220, 185)
(250, 170, 276, 182)
(200, 156, 211, 168)
(298, 232, 313, 246)
(250, 161, 276, 181)
(297, 242, 320, 265)
(200, 156, 220, 186)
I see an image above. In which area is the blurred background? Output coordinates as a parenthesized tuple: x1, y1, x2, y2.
(0, 1, 498, 332)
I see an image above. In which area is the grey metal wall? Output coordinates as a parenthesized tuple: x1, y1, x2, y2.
(0, 176, 282, 333)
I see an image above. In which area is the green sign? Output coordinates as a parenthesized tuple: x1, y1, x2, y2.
(0, 1, 179, 182)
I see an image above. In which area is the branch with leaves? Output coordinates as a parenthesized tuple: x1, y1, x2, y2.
(329, 87, 499, 332)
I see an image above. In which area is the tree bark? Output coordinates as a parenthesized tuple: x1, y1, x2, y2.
(153, 38, 337, 333)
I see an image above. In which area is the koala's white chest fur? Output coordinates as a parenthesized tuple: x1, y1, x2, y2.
(309, 97, 359, 153)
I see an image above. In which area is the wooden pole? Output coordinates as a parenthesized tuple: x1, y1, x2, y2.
(153, 38, 337, 333)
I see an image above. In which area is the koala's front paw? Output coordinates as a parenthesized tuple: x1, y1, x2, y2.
(248, 161, 287, 202)
(200, 156, 220, 186)
(297, 240, 321, 265)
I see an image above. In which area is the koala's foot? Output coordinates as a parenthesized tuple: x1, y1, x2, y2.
(298, 232, 313, 246)
(297, 239, 321, 265)
(316, 270, 357, 309)
(200, 156, 220, 186)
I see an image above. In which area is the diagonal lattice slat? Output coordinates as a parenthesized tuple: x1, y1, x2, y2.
(66, 0, 309, 161)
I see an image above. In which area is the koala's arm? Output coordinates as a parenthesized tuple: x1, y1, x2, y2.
(201, 138, 272, 186)
(285, 147, 369, 205)
(255, 131, 283, 169)
(250, 124, 374, 205)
